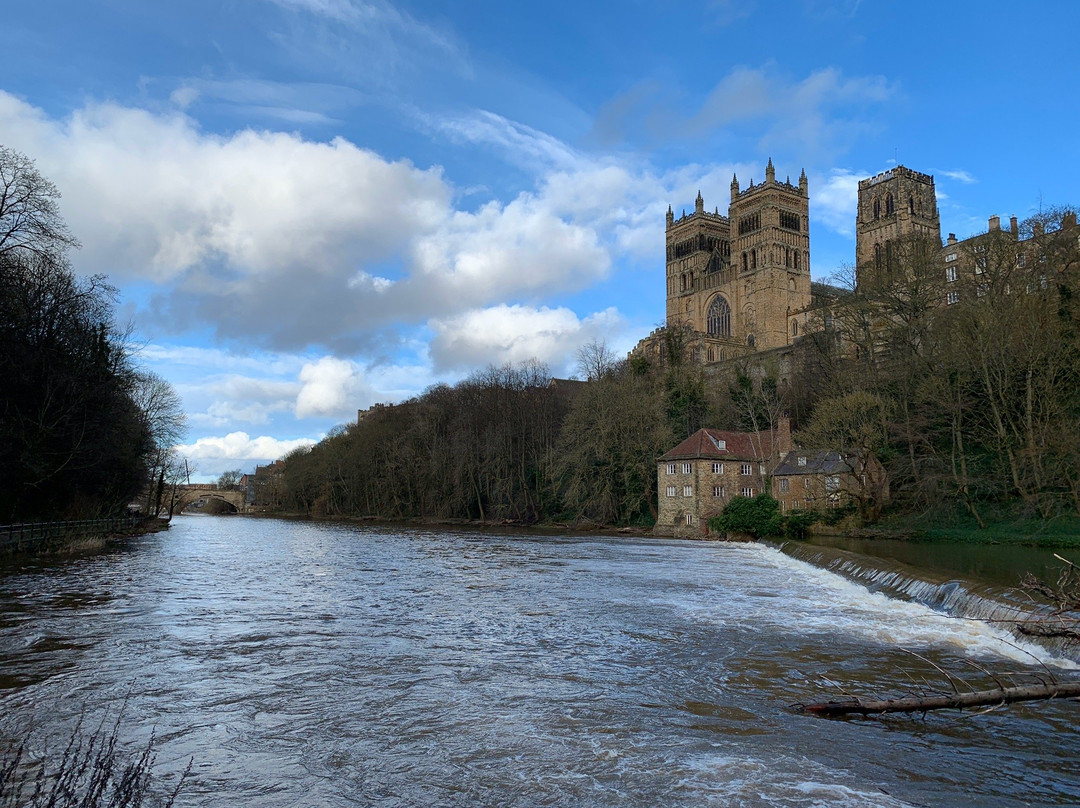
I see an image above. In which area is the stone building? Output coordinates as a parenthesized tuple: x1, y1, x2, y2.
(770, 450, 890, 514)
(656, 419, 791, 537)
(855, 165, 942, 277)
(637, 159, 819, 366)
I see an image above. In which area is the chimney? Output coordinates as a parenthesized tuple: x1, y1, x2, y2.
(947, 233, 957, 245)
(989, 215, 1001, 231)
(1063, 211, 1078, 229)
(1010, 215, 1018, 236)
(776, 415, 792, 456)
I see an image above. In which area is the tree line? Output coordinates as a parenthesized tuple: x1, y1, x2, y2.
(0, 146, 185, 523)
(280, 208, 1080, 529)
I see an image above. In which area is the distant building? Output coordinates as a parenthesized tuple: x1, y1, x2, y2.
(253, 459, 286, 509)
(656, 418, 792, 537)
(771, 450, 890, 515)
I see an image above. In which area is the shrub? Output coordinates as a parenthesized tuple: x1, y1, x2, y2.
(709, 493, 784, 539)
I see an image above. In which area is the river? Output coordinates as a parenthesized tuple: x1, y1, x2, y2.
(1, 516, 1078, 807)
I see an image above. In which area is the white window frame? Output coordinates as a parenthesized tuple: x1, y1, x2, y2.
(666, 486, 676, 497)
(778, 478, 789, 493)
(945, 252, 958, 263)
(682, 462, 692, 474)
(683, 485, 693, 497)
(947, 290, 960, 305)
(797, 456, 807, 467)
(712, 462, 723, 474)
(946, 266, 957, 283)
(712, 485, 724, 498)
(666, 463, 676, 475)
(741, 487, 755, 498)
(740, 463, 752, 475)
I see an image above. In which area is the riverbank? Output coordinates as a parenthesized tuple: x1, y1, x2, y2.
(859, 508, 1080, 548)
(0, 516, 170, 559)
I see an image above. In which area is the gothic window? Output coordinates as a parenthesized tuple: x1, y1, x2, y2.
(909, 196, 915, 214)
(751, 250, 757, 269)
(779, 210, 801, 231)
(747, 334, 756, 348)
(791, 320, 798, 337)
(874, 243, 882, 269)
(742, 252, 748, 272)
(794, 251, 801, 270)
(885, 193, 894, 215)
(873, 197, 881, 220)
(785, 248, 791, 268)
(706, 295, 732, 337)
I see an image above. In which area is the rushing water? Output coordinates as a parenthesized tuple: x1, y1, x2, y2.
(1, 517, 1078, 807)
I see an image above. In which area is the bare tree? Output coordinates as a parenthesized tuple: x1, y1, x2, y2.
(576, 338, 620, 381)
(0, 145, 78, 259)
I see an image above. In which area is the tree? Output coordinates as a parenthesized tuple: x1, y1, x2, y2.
(216, 470, 242, 489)
(576, 338, 620, 381)
(0, 145, 182, 521)
(0, 145, 78, 260)
(796, 391, 893, 522)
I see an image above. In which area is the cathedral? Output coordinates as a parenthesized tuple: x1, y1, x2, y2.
(633, 160, 948, 366)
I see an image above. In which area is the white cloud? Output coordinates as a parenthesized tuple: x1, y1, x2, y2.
(178, 432, 318, 464)
(940, 169, 977, 184)
(428, 304, 624, 372)
(295, 356, 378, 418)
(0, 93, 646, 352)
(812, 168, 863, 237)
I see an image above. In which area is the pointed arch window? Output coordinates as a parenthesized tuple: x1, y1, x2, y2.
(909, 196, 915, 214)
(707, 295, 732, 337)
(873, 197, 881, 220)
(885, 193, 894, 215)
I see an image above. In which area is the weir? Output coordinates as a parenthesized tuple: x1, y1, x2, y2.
(776, 538, 1080, 663)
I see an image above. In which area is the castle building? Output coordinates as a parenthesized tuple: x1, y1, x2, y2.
(657, 159, 814, 362)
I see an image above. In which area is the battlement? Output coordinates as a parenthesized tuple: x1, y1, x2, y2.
(734, 177, 804, 199)
(859, 165, 934, 189)
(668, 209, 729, 229)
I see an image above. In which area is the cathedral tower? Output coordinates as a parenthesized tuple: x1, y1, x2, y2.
(855, 166, 941, 282)
(664, 160, 811, 354)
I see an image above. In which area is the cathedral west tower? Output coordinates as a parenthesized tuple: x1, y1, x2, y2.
(665, 159, 811, 356)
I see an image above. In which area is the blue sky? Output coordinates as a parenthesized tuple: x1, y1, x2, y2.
(4, 0, 1078, 480)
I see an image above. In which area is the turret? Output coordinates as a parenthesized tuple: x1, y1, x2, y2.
(731, 173, 739, 202)
(798, 168, 808, 196)
(765, 157, 775, 184)
(695, 190, 704, 215)
(666, 204, 674, 228)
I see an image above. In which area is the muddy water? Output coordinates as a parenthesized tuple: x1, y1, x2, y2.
(1, 516, 1077, 806)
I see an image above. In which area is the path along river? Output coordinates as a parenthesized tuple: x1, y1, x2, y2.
(1, 516, 1078, 807)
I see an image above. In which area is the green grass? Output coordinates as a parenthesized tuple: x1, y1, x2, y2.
(870, 506, 1080, 547)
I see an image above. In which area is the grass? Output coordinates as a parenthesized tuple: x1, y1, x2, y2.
(0, 707, 190, 808)
(869, 505, 1080, 548)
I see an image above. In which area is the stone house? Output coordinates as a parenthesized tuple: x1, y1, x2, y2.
(656, 419, 791, 537)
(771, 449, 890, 516)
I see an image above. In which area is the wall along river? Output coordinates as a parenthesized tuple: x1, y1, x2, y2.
(1, 516, 1078, 807)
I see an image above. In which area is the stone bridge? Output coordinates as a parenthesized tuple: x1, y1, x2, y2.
(173, 484, 249, 513)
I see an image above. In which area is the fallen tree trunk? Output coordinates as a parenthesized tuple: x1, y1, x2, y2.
(795, 681, 1080, 717)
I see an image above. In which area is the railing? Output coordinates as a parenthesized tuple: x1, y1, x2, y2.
(0, 515, 142, 555)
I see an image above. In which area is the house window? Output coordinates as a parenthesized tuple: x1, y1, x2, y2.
(977, 283, 988, 297)
(666, 486, 676, 497)
(797, 456, 807, 467)
(685, 514, 694, 526)
(741, 487, 755, 498)
(682, 463, 692, 474)
(717, 440, 726, 450)
(975, 258, 986, 274)
(712, 462, 724, 474)
(946, 266, 957, 283)
(778, 478, 790, 493)
(945, 252, 958, 263)
(683, 485, 693, 497)
(759, 464, 767, 475)
(947, 290, 960, 305)
(740, 463, 752, 475)
(667, 463, 676, 475)
(791, 320, 798, 337)
(1017, 253, 1027, 267)
(826, 475, 840, 492)
(713, 486, 725, 498)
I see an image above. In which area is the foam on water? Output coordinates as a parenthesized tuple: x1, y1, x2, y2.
(672, 541, 1078, 669)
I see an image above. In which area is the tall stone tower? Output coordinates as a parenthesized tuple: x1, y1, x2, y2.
(664, 161, 811, 354)
(855, 166, 941, 279)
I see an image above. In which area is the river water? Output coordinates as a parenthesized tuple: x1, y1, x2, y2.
(1, 516, 1078, 807)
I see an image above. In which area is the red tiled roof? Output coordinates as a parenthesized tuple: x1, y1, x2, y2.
(659, 428, 777, 462)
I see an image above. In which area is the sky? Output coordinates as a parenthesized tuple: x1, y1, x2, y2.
(3, 0, 1078, 481)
